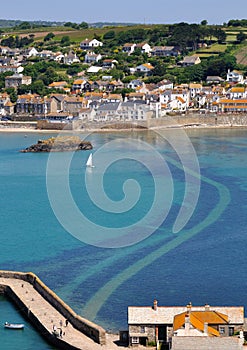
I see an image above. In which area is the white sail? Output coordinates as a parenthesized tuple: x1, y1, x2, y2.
(86, 153, 94, 167)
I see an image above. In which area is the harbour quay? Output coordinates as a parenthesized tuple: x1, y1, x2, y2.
(0, 270, 120, 350)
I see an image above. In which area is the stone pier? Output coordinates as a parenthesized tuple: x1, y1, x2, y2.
(0, 271, 120, 350)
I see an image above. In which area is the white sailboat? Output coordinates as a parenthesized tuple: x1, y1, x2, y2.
(86, 153, 95, 168)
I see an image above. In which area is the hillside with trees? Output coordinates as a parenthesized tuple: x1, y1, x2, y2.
(0, 19, 247, 96)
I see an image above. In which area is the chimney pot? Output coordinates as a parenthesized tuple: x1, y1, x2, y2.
(153, 299, 158, 311)
(186, 302, 192, 313)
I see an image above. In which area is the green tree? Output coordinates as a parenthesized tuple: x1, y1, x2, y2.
(206, 54, 236, 77)
(44, 32, 55, 42)
(30, 80, 47, 96)
(5, 88, 17, 103)
(103, 30, 116, 40)
(38, 66, 58, 85)
(64, 22, 73, 27)
(109, 68, 124, 80)
(185, 61, 207, 82)
(121, 75, 138, 83)
(213, 27, 227, 43)
(1, 35, 15, 48)
(67, 64, 82, 76)
(17, 84, 32, 95)
(115, 87, 135, 99)
(18, 21, 31, 30)
(61, 36, 70, 46)
(19, 36, 33, 47)
(236, 32, 247, 43)
(79, 22, 88, 29)
(152, 62, 167, 76)
(64, 22, 80, 29)
(0, 72, 13, 90)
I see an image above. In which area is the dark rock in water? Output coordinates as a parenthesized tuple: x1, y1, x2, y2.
(21, 136, 92, 152)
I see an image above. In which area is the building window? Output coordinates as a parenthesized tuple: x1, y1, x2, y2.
(229, 327, 234, 336)
(219, 326, 225, 334)
(140, 326, 145, 333)
(132, 337, 139, 344)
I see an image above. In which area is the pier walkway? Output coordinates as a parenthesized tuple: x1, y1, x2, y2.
(0, 275, 121, 350)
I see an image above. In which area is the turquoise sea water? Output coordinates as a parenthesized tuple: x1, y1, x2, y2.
(0, 128, 247, 349)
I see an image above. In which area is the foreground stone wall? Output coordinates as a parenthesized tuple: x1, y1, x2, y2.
(148, 113, 247, 128)
(37, 120, 73, 130)
(0, 270, 106, 345)
(0, 121, 37, 128)
(172, 336, 244, 350)
(77, 113, 247, 130)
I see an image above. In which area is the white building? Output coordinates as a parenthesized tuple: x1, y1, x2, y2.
(226, 69, 244, 84)
(80, 38, 103, 50)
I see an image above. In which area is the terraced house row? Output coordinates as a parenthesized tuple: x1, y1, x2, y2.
(2, 79, 247, 121)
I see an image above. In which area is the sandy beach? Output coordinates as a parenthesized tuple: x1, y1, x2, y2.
(0, 124, 247, 134)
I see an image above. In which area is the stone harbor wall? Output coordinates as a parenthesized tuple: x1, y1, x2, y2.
(0, 270, 106, 346)
(148, 113, 247, 128)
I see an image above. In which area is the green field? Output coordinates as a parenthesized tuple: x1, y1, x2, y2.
(197, 53, 219, 58)
(5, 24, 157, 43)
(234, 45, 247, 65)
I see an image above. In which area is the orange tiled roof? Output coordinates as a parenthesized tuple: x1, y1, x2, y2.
(49, 81, 67, 87)
(177, 96, 186, 103)
(64, 96, 83, 102)
(107, 94, 122, 99)
(5, 101, 14, 107)
(222, 105, 247, 109)
(142, 63, 154, 70)
(189, 83, 202, 89)
(136, 42, 148, 47)
(230, 87, 245, 93)
(192, 311, 228, 324)
(128, 92, 145, 97)
(109, 80, 119, 86)
(1, 92, 9, 97)
(73, 79, 85, 85)
(220, 99, 247, 103)
(18, 94, 37, 99)
(84, 92, 103, 97)
(174, 311, 228, 337)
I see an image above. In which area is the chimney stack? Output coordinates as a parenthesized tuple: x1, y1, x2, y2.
(185, 313, 190, 335)
(186, 302, 192, 313)
(153, 299, 158, 311)
(205, 304, 210, 311)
